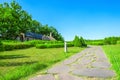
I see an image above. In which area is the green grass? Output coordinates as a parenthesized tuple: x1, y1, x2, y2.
(0, 47, 84, 80)
(102, 45, 120, 79)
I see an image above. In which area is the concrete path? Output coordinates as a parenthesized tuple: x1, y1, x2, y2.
(30, 46, 115, 80)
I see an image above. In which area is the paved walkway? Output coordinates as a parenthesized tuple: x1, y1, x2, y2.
(30, 46, 115, 80)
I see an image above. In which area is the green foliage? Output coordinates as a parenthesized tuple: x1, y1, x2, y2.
(36, 44, 48, 49)
(27, 40, 63, 46)
(67, 43, 74, 47)
(104, 37, 118, 45)
(73, 35, 81, 47)
(3, 43, 33, 51)
(0, 40, 71, 51)
(103, 45, 120, 79)
(3, 63, 47, 80)
(0, 40, 4, 51)
(36, 43, 64, 49)
(36, 41, 74, 49)
(0, 47, 84, 80)
(73, 35, 87, 47)
(38, 25, 64, 41)
(80, 37, 87, 47)
(86, 39, 104, 45)
(0, 1, 32, 39)
(0, 1, 64, 41)
(117, 40, 120, 44)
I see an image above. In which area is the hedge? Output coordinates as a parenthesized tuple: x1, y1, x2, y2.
(0, 40, 73, 51)
(0, 41, 4, 51)
(2, 43, 33, 51)
(27, 40, 63, 46)
(36, 43, 74, 49)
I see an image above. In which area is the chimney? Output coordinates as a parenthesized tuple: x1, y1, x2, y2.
(50, 32, 52, 37)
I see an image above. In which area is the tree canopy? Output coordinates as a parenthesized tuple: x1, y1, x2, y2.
(0, 1, 64, 41)
(73, 35, 87, 47)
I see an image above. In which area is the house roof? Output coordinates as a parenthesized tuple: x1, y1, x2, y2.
(25, 32, 43, 39)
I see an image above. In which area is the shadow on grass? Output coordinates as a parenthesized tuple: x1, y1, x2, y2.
(0, 63, 48, 80)
(0, 54, 29, 60)
(0, 61, 38, 67)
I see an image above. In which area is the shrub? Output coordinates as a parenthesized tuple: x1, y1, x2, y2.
(36, 42, 74, 49)
(117, 40, 120, 44)
(85, 40, 104, 45)
(0, 40, 4, 51)
(104, 37, 117, 45)
(3, 43, 33, 51)
(79, 37, 87, 47)
(67, 43, 74, 47)
(36, 44, 47, 49)
(73, 35, 81, 47)
(73, 36, 87, 47)
(36, 43, 65, 49)
(27, 40, 63, 47)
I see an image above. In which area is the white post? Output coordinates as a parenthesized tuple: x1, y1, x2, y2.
(64, 41, 67, 53)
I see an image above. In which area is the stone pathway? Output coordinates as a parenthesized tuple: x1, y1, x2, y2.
(30, 46, 115, 80)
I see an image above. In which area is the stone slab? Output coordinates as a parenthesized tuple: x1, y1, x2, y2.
(72, 68, 115, 78)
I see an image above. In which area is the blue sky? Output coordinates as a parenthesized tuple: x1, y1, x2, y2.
(0, 0, 120, 40)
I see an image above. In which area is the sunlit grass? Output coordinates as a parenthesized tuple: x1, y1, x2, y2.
(102, 45, 120, 79)
(0, 47, 84, 80)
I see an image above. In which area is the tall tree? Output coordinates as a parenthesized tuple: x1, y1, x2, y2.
(73, 35, 81, 47)
(0, 1, 32, 39)
(0, 1, 64, 41)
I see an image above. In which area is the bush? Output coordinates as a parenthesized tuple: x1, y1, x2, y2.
(73, 36, 87, 47)
(80, 37, 87, 47)
(104, 37, 117, 45)
(3, 43, 33, 51)
(67, 43, 74, 47)
(27, 40, 63, 47)
(0, 40, 4, 51)
(36, 42, 74, 49)
(36, 44, 47, 49)
(117, 40, 120, 44)
(73, 35, 81, 47)
(85, 40, 104, 45)
(36, 43, 65, 49)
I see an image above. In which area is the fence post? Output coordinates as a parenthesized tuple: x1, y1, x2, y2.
(64, 41, 67, 53)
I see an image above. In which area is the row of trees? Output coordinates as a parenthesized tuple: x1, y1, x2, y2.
(0, 1, 64, 41)
(104, 36, 120, 45)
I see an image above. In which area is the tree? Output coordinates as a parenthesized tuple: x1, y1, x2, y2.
(38, 25, 64, 41)
(0, 40, 4, 51)
(0, 1, 64, 41)
(49, 26, 64, 41)
(0, 1, 32, 39)
(73, 36, 87, 47)
(80, 37, 87, 47)
(104, 37, 117, 45)
(30, 20, 41, 33)
(73, 35, 81, 47)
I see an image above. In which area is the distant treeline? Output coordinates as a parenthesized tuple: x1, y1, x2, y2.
(86, 36, 120, 45)
(0, 1, 64, 41)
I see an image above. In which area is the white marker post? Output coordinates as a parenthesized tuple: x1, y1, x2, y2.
(64, 41, 67, 53)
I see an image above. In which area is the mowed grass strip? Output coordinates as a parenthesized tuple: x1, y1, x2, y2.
(102, 45, 120, 79)
(0, 47, 84, 80)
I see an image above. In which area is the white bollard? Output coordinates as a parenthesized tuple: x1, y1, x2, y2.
(64, 41, 67, 53)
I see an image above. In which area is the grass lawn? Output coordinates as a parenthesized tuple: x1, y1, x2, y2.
(0, 47, 84, 80)
(102, 45, 120, 79)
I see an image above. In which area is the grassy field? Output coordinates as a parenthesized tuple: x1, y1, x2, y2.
(102, 45, 120, 79)
(0, 47, 84, 80)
